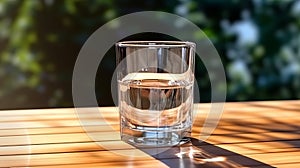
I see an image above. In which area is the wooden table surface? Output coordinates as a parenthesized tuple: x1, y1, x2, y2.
(0, 100, 299, 167)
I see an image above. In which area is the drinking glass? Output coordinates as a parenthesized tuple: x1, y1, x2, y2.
(115, 41, 195, 146)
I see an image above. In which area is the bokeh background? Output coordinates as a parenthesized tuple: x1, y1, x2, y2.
(0, 0, 300, 109)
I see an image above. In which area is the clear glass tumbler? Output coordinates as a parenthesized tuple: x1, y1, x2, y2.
(115, 41, 195, 147)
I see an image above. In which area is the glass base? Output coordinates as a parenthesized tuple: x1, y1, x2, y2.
(121, 126, 191, 147)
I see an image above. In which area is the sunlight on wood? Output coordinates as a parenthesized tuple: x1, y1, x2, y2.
(0, 100, 299, 167)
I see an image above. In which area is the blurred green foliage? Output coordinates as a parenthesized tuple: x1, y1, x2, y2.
(0, 0, 299, 109)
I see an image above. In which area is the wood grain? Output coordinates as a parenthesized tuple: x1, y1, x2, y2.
(0, 100, 299, 167)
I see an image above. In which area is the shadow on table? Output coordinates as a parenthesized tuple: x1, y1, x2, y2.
(139, 137, 275, 168)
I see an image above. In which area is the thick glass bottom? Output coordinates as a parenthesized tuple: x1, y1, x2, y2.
(121, 126, 191, 147)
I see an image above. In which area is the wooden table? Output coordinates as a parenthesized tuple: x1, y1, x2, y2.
(0, 100, 299, 167)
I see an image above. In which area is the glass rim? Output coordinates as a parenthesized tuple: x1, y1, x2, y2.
(116, 41, 195, 48)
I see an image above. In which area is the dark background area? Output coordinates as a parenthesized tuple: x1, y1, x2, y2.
(0, 0, 299, 109)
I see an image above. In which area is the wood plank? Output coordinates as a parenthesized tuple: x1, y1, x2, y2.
(0, 100, 298, 119)
(1, 122, 298, 138)
(0, 100, 297, 115)
(0, 113, 101, 122)
(0, 141, 132, 156)
(217, 140, 300, 155)
(1, 109, 299, 123)
(0, 132, 121, 146)
(1, 112, 300, 131)
(1, 128, 299, 147)
(205, 131, 300, 144)
(194, 123, 300, 136)
(0, 107, 119, 116)
(0, 125, 118, 137)
(0, 149, 162, 167)
(1, 117, 299, 132)
(270, 162, 300, 168)
(1, 139, 299, 158)
(245, 151, 300, 165)
(0, 142, 273, 167)
(20, 160, 169, 168)
(0, 119, 118, 130)
(193, 116, 300, 127)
